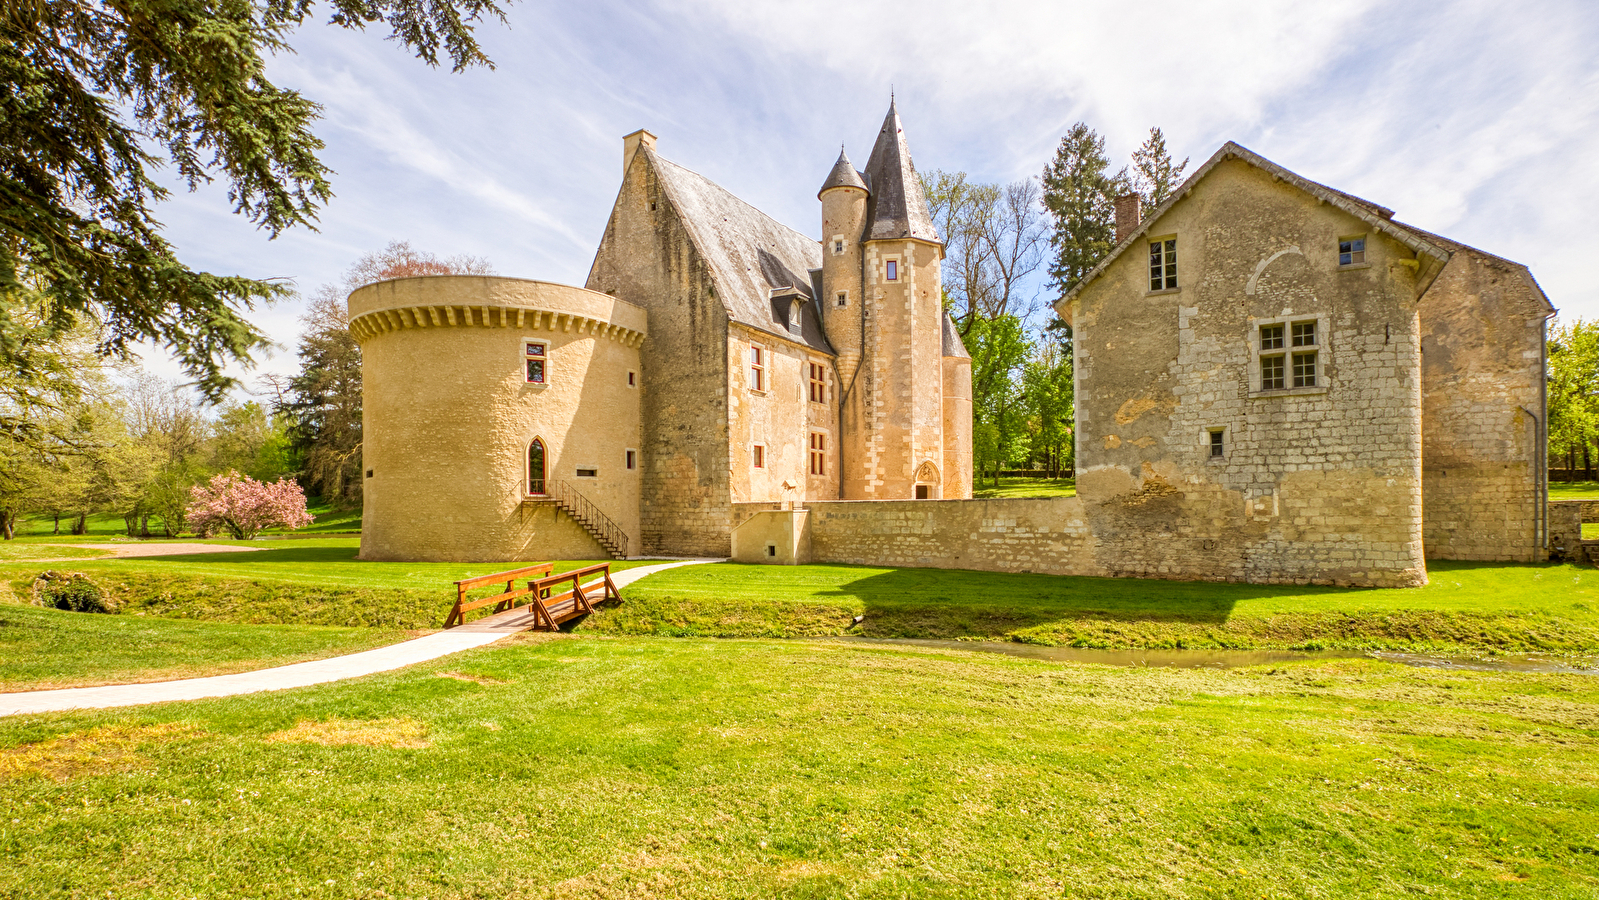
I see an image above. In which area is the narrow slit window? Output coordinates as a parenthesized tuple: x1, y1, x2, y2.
(625, 449, 636, 470)
(528, 439, 546, 495)
(753, 444, 765, 469)
(1339, 236, 1366, 266)
(627, 371, 637, 387)
(1292, 351, 1318, 388)
(885, 259, 898, 281)
(575, 467, 598, 478)
(1209, 429, 1225, 459)
(809, 433, 826, 475)
(1148, 238, 1177, 291)
(749, 345, 765, 392)
(525, 342, 547, 383)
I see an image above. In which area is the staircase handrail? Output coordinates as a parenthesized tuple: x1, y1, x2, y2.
(550, 480, 629, 559)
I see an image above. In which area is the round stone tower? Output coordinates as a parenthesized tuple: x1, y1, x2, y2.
(349, 275, 647, 562)
(818, 149, 868, 387)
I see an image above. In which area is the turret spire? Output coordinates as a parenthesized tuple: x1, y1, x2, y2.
(818, 147, 868, 199)
(861, 100, 938, 242)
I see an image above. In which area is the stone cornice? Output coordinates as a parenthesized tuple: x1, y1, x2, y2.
(349, 304, 646, 347)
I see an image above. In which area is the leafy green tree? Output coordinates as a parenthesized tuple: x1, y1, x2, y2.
(1020, 339, 1074, 478)
(2, 0, 506, 401)
(1041, 123, 1123, 299)
(1129, 127, 1189, 211)
(212, 401, 299, 483)
(1548, 319, 1599, 479)
(966, 314, 1032, 485)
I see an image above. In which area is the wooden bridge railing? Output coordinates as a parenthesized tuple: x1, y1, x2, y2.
(444, 561, 621, 629)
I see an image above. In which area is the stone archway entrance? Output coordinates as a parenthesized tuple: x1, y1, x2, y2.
(914, 461, 939, 499)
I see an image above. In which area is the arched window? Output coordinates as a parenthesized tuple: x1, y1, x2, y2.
(528, 439, 546, 495)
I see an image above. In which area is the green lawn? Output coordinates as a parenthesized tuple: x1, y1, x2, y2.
(2, 636, 1595, 898)
(972, 476, 1076, 499)
(0, 603, 408, 691)
(591, 561, 1599, 653)
(1549, 481, 1599, 501)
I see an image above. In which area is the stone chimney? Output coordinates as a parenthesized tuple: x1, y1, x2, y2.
(623, 129, 657, 175)
(1114, 193, 1142, 244)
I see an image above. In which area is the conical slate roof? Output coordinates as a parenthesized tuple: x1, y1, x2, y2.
(818, 148, 868, 198)
(861, 99, 939, 242)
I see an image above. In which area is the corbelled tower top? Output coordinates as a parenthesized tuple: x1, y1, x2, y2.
(861, 99, 940, 243)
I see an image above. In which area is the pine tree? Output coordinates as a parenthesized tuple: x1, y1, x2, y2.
(1041, 123, 1123, 298)
(1130, 128, 1190, 211)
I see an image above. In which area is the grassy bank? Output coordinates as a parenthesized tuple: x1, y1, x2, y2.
(0, 603, 408, 691)
(972, 476, 1076, 499)
(585, 561, 1599, 653)
(2, 637, 1595, 898)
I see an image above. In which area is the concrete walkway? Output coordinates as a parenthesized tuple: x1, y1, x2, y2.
(0, 558, 720, 717)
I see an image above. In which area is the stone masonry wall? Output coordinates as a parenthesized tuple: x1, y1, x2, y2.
(1419, 250, 1548, 561)
(808, 498, 1099, 576)
(1069, 158, 1427, 587)
(587, 149, 733, 557)
(727, 323, 841, 505)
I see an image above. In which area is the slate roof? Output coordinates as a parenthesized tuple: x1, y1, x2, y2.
(862, 99, 939, 242)
(941, 313, 969, 359)
(819, 148, 868, 197)
(647, 151, 835, 354)
(1056, 142, 1457, 310)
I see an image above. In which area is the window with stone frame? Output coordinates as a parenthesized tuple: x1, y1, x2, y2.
(836, 291, 848, 308)
(1254, 317, 1322, 393)
(809, 432, 826, 475)
(1339, 235, 1366, 267)
(752, 444, 765, 469)
(1209, 428, 1225, 459)
(885, 259, 898, 281)
(525, 342, 547, 384)
(749, 344, 765, 392)
(808, 363, 827, 403)
(1148, 237, 1177, 291)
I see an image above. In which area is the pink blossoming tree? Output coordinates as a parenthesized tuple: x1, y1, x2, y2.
(187, 472, 315, 540)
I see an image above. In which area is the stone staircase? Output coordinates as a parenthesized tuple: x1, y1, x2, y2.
(549, 480, 629, 559)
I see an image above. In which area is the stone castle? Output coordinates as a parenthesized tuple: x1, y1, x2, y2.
(352, 104, 1552, 587)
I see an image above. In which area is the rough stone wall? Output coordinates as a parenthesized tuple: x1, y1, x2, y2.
(1419, 250, 1549, 561)
(852, 238, 946, 499)
(726, 323, 840, 504)
(1548, 500, 1584, 562)
(808, 498, 1098, 575)
(587, 150, 733, 557)
(1070, 158, 1426, 587)
(352, 277, 642, 563)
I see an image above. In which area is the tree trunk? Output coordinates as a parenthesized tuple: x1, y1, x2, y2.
(72, 512, 87, 535)
(1585, 444, 1593, 482)
(1, 510, 14, 541)
(52, 512, 60, 534)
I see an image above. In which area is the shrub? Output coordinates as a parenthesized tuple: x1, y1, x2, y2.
(32, 571, 117, 613)
(186, 471, 315, 540)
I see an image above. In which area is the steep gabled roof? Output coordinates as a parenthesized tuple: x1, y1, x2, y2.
(646, 150, 834, 354)
(1395, 223, 1556, 317)
(862, 99, 939, 243)
(1055, 142, 1454, 311)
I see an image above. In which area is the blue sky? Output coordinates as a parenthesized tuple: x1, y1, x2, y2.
(145, 0, 1599, 393)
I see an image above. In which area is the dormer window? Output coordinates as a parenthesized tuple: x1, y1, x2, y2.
(885, 260, 898, 281)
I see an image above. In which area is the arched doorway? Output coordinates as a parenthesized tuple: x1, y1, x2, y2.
(528, 438, 547, 495)
(914, 461, 939, 499)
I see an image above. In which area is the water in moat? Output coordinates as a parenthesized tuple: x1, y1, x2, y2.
(829, 637, 1599, 675)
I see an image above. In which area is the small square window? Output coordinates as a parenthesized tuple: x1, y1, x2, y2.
(525, 342, 547, 384)
(575, 467, 598, 478)
(1291, 321, 1316, 347)
(836, 292, 848, 308)
(1261, 354, 1286, 391)
(753, 444, 765, 469)
(1292, 351, 1318, 388)
(833, 240, 845, 255)
(885, 260, 898, 281)
(625, 449, 636, 470)
(1209, 429, 1225, 459)
(1260, 324, 1284, 351)
(1339, 236, 1366, 266)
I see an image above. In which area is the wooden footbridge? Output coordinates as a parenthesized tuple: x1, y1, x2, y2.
(444, 562, 622, 631)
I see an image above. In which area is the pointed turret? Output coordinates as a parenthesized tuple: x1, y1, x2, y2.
(819, 148, 868, 198)
(861, 99, 939, 243)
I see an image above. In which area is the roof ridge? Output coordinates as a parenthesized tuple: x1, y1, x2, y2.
(651, 153, 818, 250)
